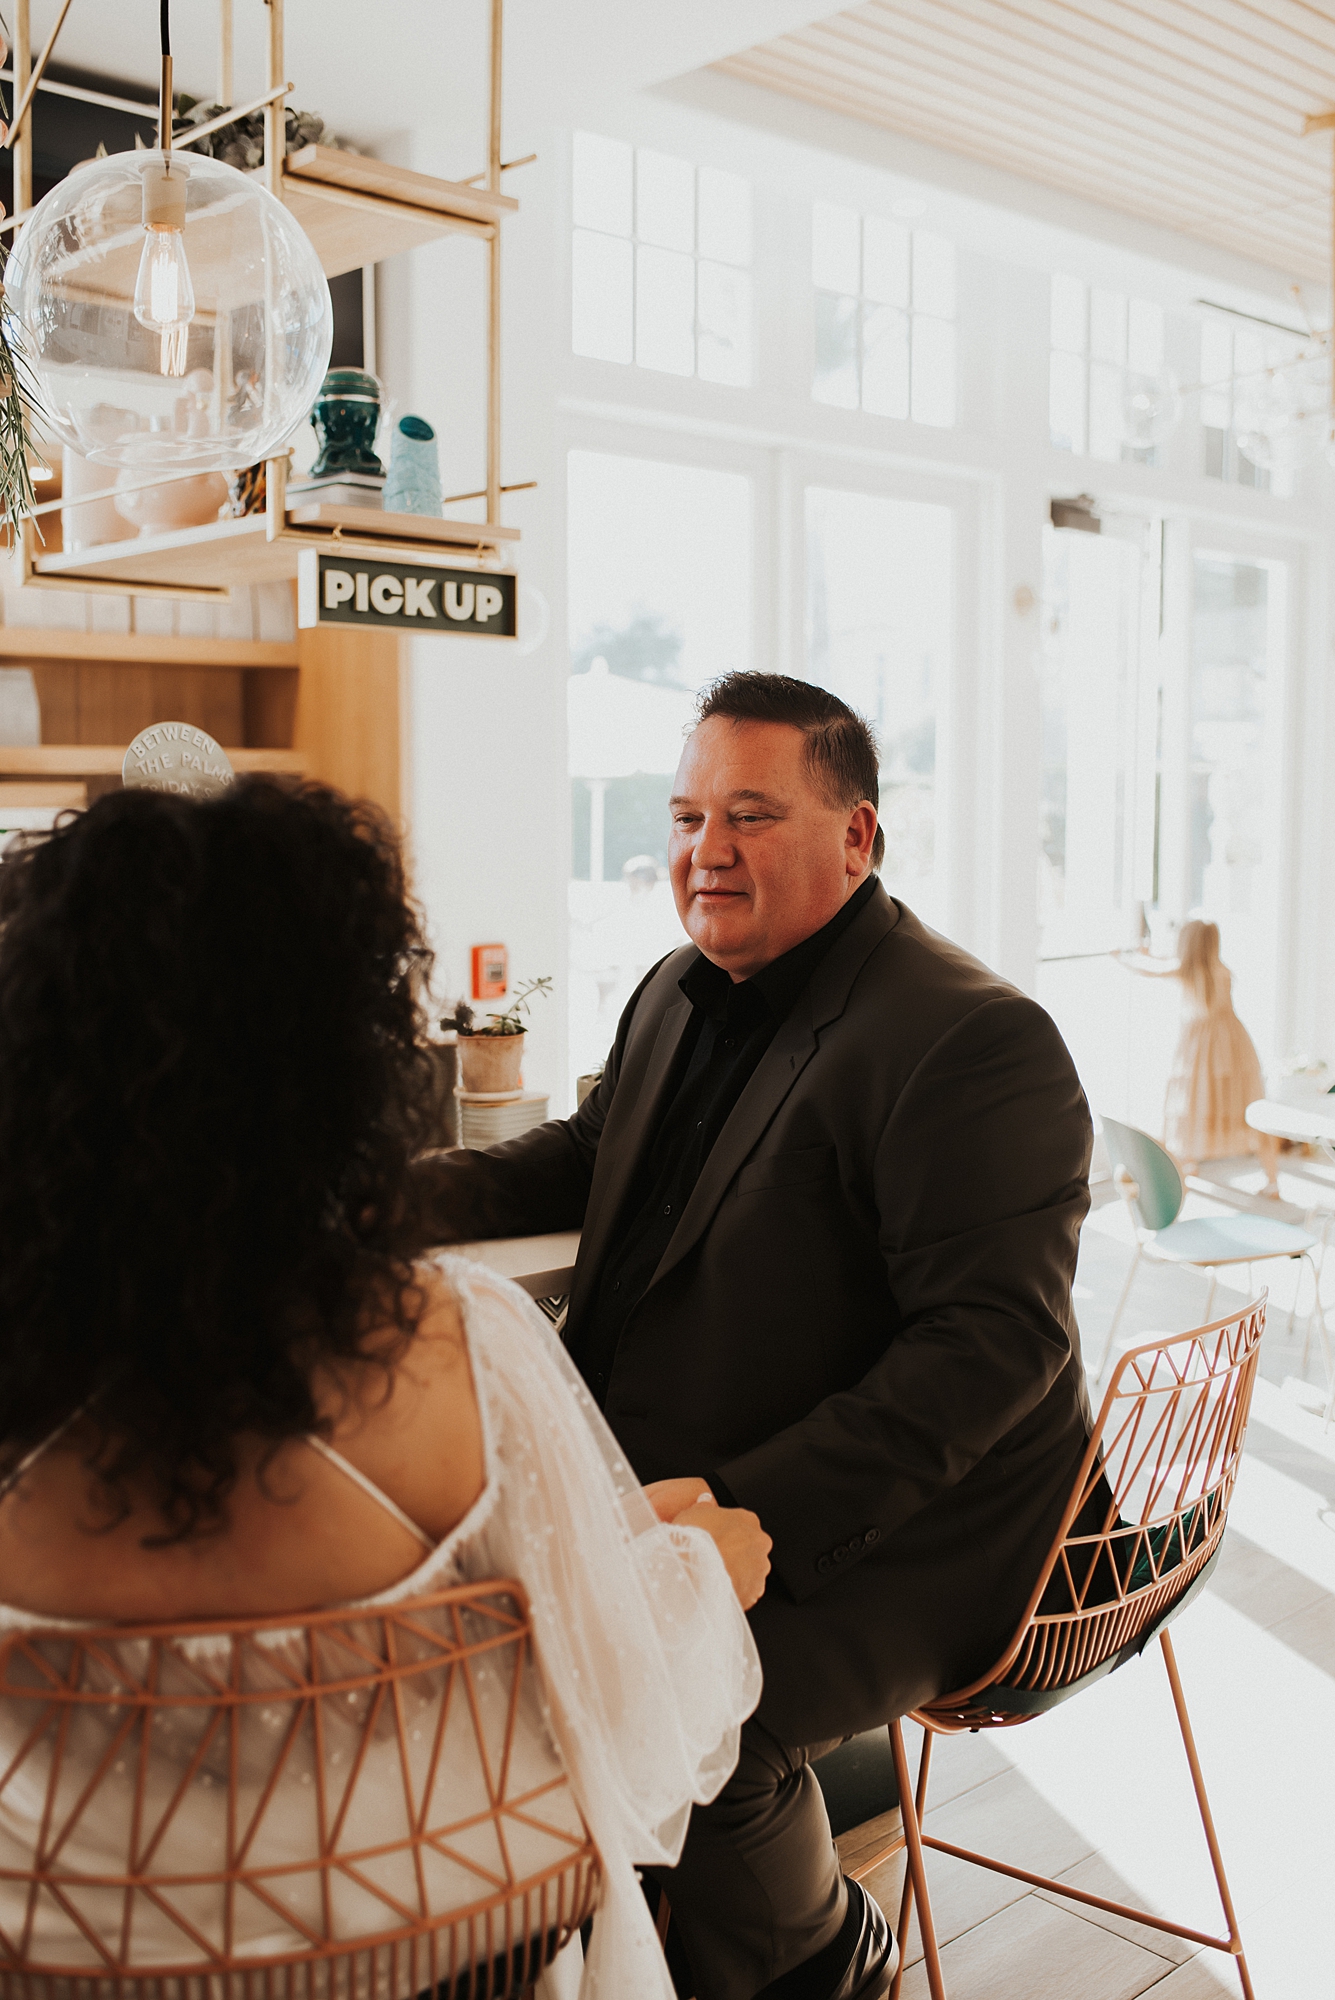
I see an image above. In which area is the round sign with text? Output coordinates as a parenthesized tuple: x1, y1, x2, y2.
(122, 724, 236, 799)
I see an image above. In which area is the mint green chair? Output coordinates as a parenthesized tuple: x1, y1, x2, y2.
(1097, 1114, 1328, 1380)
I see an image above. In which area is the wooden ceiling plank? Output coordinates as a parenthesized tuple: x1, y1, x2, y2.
(807, 7, 1320, 202)
(852, 0, 1334, 122)
(737, 32, 1323, 222)
(852, 0, 1325, 143)
(716, 47, 1328, 275)
(716, 53, 1307, 242)
(1037, 0, 1335, 101)
(1177, 0, 1335, 67)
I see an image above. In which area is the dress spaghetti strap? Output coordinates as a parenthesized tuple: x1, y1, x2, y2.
(303, 1434, 436, 1550)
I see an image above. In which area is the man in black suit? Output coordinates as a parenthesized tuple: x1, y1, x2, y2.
(420, 673, 1093, 2000)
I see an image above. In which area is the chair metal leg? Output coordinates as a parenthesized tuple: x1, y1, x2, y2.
(888, 1720, 947, 2000)
(888, 1726, 935, 2000)
(1098, 1245, 1143, 1377)
(1297, 1251, 1333, 1385)
(1202, 1267, 1218, 1322)
(1159, 1631, 1255, 2000)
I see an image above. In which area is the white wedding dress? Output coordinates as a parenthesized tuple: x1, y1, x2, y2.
(0, 1254, 763, 2000)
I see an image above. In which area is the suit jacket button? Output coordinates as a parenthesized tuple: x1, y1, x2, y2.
(848, 1534, 863, 1554)
(834, 1545, 849, 1562)
(864, 1526, 880, 1544)
(817, 1555, 833, 1574)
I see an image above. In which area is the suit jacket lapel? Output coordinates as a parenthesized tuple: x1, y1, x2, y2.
(647, 884, 902, 1290)
(567, 982, 694, 1323)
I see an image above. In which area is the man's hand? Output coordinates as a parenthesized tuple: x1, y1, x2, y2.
(644, 1477, 772, 1611)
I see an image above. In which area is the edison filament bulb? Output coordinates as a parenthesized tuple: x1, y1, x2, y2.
(131, 160, 197, 378)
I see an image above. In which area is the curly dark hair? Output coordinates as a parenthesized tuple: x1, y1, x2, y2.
(0, 778, 438, 1540)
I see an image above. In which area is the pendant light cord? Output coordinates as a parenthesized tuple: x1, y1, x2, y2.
(158, 0, 173, 154)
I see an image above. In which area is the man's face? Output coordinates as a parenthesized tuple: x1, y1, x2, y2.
(668, 717, 877, 980)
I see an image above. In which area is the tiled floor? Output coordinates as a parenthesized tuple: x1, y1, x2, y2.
(846, 1156, 1332, 2000)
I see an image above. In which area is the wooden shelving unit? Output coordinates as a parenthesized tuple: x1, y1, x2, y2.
(0, 630, 297, 669)
(31, 507, 520, 593)
(2, 0, 519, 825)
(0, 746, 305, 776)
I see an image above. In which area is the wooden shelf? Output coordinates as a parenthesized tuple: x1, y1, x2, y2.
(0, 746, 306, 776)
(0, 629, 298, 669)
(32, 508, 520, 593)
(285, 502, 519, 547)
(281, 146, 518, 278)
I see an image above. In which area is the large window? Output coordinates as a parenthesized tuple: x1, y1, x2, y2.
(567, 450, 752, 1083)
(811, 203, 955, 426)
(1049, 276, 1165, 463)
(805, 486, 952, 922)
(571, 133, 752, 384)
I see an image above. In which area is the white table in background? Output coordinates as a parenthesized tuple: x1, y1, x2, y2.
(452, 1231, 580, 1299)
(1246, 1097, 1335, 1151)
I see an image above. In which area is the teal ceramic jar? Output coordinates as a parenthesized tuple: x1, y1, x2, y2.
(309, 368, 383, 477)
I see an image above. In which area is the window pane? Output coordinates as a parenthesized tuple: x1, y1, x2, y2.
(635, 245, 695, 375)
(1089, 288, 1127, 364)
(863, 215, 909, 306)
(572, 229, 633, 362)
(911, 232, 955, 318)
(1127, 298, 1164, 373)
(636, 148, 694, 252)
(698, 167, 751, 265)
(806, 487, 952, 924)
(861, 303, 909, 417)
(1050, 349, 1086, 452)
(567, 453, 752, 1082)
(1199, 321, 1232, 431)
(1088, 357, 1122, 460)
(911, 316, 955, 426)
(1051, 274, 1086, 355)
(812, 200, 860, 293)
(572, 131, 632, 236)
(813, 293, 860, 407)
(697, 262, 752, 385)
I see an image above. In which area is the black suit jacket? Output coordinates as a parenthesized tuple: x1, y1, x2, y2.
(419, 888, 1094, 1742)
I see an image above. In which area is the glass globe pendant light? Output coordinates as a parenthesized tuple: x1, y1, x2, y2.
(1117, 366, 1182, 451)
(2, 2, 332, 472)
(1234, 352, 1330, 474)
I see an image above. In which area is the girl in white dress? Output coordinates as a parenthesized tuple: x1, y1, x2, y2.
(0, 780, 766, 2000)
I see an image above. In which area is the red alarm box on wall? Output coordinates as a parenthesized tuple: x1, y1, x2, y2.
(471, 943, 509, 1000)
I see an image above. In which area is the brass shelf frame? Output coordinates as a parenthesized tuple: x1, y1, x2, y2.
(10, 0, 518, 603)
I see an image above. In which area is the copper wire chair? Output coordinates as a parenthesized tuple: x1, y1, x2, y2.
(850, 1299, 1264, 2000)
(0, 1578, 601, 2000)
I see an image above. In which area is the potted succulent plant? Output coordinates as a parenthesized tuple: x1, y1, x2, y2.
(449, 976, 553, 1095)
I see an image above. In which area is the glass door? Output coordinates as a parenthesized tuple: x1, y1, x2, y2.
(1035, 519, 1170, 1127)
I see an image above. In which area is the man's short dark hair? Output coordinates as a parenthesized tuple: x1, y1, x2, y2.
(694, 672, 885, 872)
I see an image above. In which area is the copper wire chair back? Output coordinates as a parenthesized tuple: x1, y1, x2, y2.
(919, 1297, 1264, 1731)
(0, 1579, 600, 2000)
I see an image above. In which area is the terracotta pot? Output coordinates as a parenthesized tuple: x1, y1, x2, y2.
(457, 1031, 525, 1095)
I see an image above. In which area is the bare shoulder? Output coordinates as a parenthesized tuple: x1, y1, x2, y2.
(313, 1261, 486, 1543)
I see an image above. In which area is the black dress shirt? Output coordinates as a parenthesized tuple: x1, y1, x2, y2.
(571, 875, 878, 1408)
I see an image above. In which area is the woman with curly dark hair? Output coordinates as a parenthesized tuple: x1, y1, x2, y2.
(0, 778, 762, 2000)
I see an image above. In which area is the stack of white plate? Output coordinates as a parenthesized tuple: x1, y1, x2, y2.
(455, 1088, 550, 1148)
